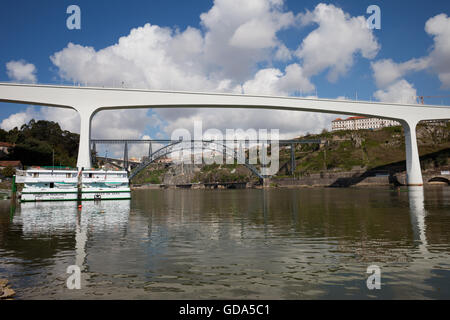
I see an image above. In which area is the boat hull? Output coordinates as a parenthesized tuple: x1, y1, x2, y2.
(20, 190, 131, 202)
(17, 169, 132, 203)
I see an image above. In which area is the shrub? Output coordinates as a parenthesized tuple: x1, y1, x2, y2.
(2, 166, 16, 178)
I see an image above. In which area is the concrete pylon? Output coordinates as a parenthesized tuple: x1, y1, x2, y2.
(76, 108, 95, 170)
(123, 141, 129, 170)
(401, 120, 423, 186)
(148, 142, 153, 158)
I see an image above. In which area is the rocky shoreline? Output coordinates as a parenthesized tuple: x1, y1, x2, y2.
(131, 170, 450, 190)
(0, 279, 15, 299)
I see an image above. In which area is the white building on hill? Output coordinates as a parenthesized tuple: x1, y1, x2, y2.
(332, 117, 400, 131)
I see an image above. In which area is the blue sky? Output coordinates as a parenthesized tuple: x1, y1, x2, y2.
(0, 0, 449, 156)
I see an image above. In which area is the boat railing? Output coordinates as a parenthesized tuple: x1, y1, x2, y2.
(15, 170, 26, 176)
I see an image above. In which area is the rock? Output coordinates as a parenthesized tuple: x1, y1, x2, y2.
(0, 287, 15, 299)
(0, 279, 15, 299)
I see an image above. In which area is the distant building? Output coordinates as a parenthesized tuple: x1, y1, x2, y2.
(129, 157, 141, 163)
(332, 117, 400, 131)
(0, 160, 23, 170)
(141, 155, 172, 164)
(0, 142, 14, 157)
(156, 157, 173, 164)
(422, 120, 449, 126)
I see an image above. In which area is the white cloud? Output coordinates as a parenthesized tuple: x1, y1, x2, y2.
(45, 0, 323, 143)
(274, 44, 292, 61)
(425, 13, 450, 88)
(0, 106, 81, 134)
(4, 1, 388, 149)
(242, 63, 314, 95)
(160, 108, 335, 141)
(295, 3, 379, 82)
(199, 0, 295, 80)
(91, 109, 152, 140)
(5, 60, 37, 83)
(50, 0, 297, 91)
(371, 58, 429, 89)
(373, 80, 418, 104)
(371, 13, 450, 93)
(0, 107, 37, 131)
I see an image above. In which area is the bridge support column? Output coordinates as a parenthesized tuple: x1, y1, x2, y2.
(76, 108, 95, 170)
(124, 142, 129, 171)
(290, 143, 296, 176)
(401, 120, 423, 186)
(263, 178, 271, 188)
(92, 142, 97, 166)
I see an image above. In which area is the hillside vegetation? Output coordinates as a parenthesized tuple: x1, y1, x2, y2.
(0, 119, 79, 167)
(133, 123, 449, 185)
(2, 119, 447, 181)
(278, 122, 450, 176)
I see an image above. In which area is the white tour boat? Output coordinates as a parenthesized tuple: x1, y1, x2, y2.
(15, 167, 131, 202)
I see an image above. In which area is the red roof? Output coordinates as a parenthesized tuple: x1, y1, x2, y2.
(333, 116, 367, 122)
(0, 161, 22, 167)
(0, 142, 13, 148)
(347, 116, 366, 120)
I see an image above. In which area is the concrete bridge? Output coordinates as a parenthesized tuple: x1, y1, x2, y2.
(1, 82, 450, 186)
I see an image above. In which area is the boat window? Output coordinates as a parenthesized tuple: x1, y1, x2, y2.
(66, 173, 72, 178)
(89, 173, 93, 178)
(33, 173, 39, 178)
(50, 183, 54, 189)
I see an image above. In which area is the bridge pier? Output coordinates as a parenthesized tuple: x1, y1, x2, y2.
(148, 142, 152, 158)
(76, 108, 95, 170)
(290, 143, 296, 176)
(123, 141, 129, 171)
(401, 120, 424, 186)
(263, 178, 271, 188)
(77, 113, 92, 170)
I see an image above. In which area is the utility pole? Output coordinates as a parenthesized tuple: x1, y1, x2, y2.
(290, 143, 296, 176)
(52, 148, 54, 175)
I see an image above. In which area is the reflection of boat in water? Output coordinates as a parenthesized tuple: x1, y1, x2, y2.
(15, 200, 131, 279)
(15, 168, 131, 202)
(16, 200, 131, 235)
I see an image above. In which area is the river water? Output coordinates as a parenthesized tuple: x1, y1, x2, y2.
(0, 187, 449, 299)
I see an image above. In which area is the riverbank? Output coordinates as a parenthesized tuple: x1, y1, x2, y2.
(131, 170, 450, 190)
(270, 170, 450, 188)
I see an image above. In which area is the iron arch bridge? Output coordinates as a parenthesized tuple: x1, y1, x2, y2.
(91, 139, 323, 181)
(129, 140, 264, 180)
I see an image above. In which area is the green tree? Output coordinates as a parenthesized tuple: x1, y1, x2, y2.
(6, 119, 79, 167)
